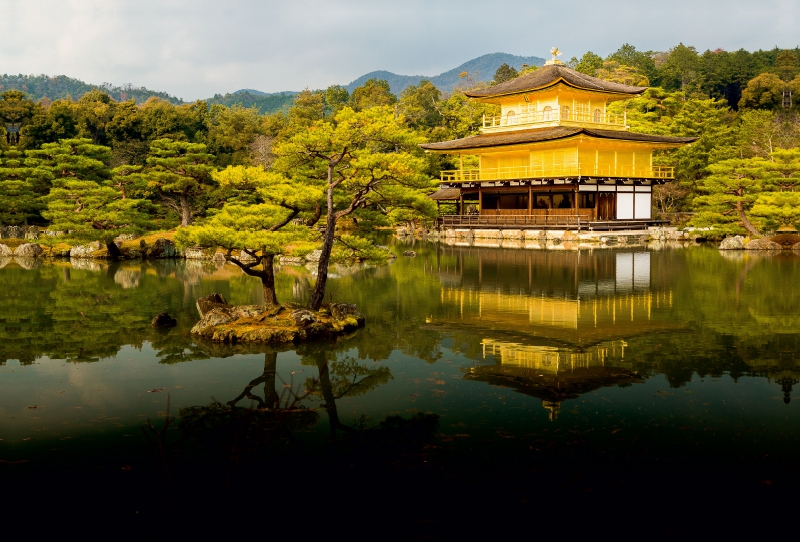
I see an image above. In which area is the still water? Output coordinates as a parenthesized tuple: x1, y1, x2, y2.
(2, 245, 800, 531)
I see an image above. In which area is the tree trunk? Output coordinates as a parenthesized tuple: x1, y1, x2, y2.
(261, 254, 279, 306)
(179, 193, 192, 226)
(307, 171, 337, 311)
(262, 351, 279, 408)
(736, 201, 761, 237)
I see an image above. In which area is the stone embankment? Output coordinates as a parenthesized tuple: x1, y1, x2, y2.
(191, 293, 365, 344)
(718, 234, 800, 251)
(410, 226, 700, 250)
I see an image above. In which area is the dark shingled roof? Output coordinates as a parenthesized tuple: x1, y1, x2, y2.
(465, 64, 646, 98)
(420, 127, 698, 152)
(428, 187, 462, 200)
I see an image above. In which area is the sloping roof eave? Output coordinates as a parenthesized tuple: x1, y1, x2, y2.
(419, 128, 698, 153)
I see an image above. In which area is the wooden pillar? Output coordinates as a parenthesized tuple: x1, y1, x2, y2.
(594, 186, 599, 220)
(478, 186, 483, 215)
(459, 194, 463, 215)
(527, 183, 533, 214)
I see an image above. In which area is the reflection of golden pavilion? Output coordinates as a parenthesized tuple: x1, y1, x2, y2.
(469, 339, 643, 420)
(435, 249, 678, 346)
(433, 247, 677, 418)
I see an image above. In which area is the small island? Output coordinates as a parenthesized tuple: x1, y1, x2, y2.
(191, 293, 365, 343)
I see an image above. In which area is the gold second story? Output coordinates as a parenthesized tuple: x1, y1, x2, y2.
(421, 59, 697, 183)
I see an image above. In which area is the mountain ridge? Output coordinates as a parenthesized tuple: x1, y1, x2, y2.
(344, 53, 546, 95)
(1, 53, 546, 114)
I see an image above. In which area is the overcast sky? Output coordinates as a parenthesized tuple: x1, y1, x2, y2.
(1, 0, 798, 100)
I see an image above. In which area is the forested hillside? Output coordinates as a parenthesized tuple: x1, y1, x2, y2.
(0, 74, 182, 104)
(206, 90, 297, 113)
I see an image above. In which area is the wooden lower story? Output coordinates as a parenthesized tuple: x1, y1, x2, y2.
(431, 180, 664, 230)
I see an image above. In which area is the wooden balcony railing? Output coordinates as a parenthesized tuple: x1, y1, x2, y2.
(438, 212, 589, 229)
(482, 110, 627, 132)
(440, 164, 674, 182)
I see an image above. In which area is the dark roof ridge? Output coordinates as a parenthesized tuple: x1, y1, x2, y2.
(419, 126, 697, 152)
(465, 64, 646, 98)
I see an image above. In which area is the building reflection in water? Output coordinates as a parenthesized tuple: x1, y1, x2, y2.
(431, 247, 678, 419)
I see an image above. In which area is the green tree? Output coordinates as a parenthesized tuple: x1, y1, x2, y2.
(739, 73, 785, 110)
(738, 110, 781, 157)
(493, 63, 518, 84)
(142, 138, 216, 226)
(750, 149, 800, 230)
(595, 60, 649, 86)
(659, 44, 701, 92)
(397, 80, 443, 131)
(349, 79, 397, 111)
(20, 100, 79, 149)
(176, 165, 318, 304)
(288, 89, 325, 128)
(323, 85, 350, 117)
(206, 104, 266, 166)
(0, 90, 37, 146)
(75, 90, 117, 145)
(273, 105, 433, 310)
(570, 52, 604, 76)
(774, 50, 800, 82)
(607, 44, 657, 82)
(36, 139, 152, 256)
(0, 149, 49, 224)
(693, 158, 768, 236)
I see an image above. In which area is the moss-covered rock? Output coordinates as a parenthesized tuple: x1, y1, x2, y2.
(190, 301, 365, 344)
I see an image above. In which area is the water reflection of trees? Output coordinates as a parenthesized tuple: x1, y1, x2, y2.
(4, 246, 800, 404)
(174, 343, 436, 490)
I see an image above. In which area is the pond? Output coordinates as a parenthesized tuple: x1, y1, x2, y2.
(2, 245, 800, 533)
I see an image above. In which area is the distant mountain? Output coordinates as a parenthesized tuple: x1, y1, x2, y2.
(344, 53, 546, 96)
(206, 90, 298, 113)
(1, 53, 545, 114)
(0, 74, 183, 104)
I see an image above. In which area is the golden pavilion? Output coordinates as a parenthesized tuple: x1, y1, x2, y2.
(422, 52, 697, 229)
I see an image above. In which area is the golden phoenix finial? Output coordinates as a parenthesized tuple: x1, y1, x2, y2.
(550, 47, 562, 60)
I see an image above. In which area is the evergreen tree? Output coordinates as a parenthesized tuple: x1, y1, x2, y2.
(273, 105, 435, 310)
(492, 63, 518, 84)
(0, 149, 49, 225)
(142, 138, 216, 226)
(693, 158, 769, 236)
(36, 139, 152, 256)
(176, 165, 318, 304)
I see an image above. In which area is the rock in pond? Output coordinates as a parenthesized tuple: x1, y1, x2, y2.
(745, 238, 782, 250)
(196, 293, 229, 318)
(70, 241, 102, 258)
(13, 243, 43, 258)
(719, 236, 745, 250)
(0, 244, 11, 257)
(403, 250, 417, 257)
(191, 301, 365, 344)
(148, 238, 178, 258)
(151, 312, 178, 328)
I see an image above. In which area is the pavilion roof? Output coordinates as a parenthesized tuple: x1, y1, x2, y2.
(420, 127, 698, 152)
(464, 64, 647, 99)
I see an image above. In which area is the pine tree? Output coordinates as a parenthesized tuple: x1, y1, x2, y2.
(693, 158, 768, 236)
(0, 149, 49, 225)
(176, 165, 318, 305)
(142, 139, 216, 226)
(35, 139, 152, 256)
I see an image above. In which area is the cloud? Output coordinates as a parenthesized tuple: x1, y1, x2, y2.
(1, 0, 798, 100)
